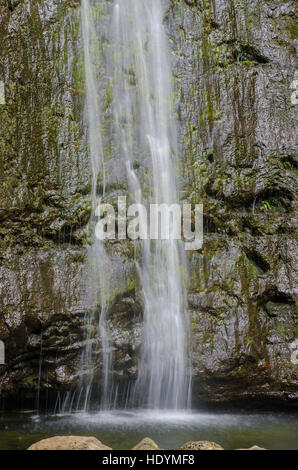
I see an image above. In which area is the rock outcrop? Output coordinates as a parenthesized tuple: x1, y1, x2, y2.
(180, 441, 224, 450)
(132, 438, 162, 450)
(27, 436, 112, 450)
(169, 0, 298, 407)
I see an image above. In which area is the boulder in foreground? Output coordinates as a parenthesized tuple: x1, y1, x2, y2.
(180, 441, 224, 450)
(28, 436, 112, 450)
(132, 437, 162, 450)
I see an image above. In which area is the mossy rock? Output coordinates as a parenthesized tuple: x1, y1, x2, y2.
(28, 436, 112, 450)
(180, 441, 224, 450)
(132, 437, 162, 450)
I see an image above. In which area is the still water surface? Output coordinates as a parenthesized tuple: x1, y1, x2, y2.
(0, 409, 297, 450)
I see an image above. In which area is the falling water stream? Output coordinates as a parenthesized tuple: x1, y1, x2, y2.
(80, 0, 113, 412)
(110, 0, 190, 409)
(80, 0, 191, 411)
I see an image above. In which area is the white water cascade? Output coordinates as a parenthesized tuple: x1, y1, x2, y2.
(80, 0, 113, 411)
(80, 0, 191, 411)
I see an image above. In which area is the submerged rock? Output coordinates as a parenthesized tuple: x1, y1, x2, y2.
(180, 441, 224, 450)
(27, 436, 112, 450)
(132, 438, 162, 450)
(236, 445, 267, 450)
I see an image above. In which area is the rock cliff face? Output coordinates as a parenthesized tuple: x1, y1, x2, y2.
(169, 0, 298, 405)
(0, 0, 297, 408)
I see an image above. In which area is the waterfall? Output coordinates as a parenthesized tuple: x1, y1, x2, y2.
(110, 0, 191, 410)
(80, 0, 113, 411)
(81, 0, 191, 411)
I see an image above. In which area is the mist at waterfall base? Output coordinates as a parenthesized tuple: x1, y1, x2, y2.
(1, 410, 298, 450)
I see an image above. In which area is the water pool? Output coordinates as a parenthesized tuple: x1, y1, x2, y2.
(0, 409, 297, 450)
